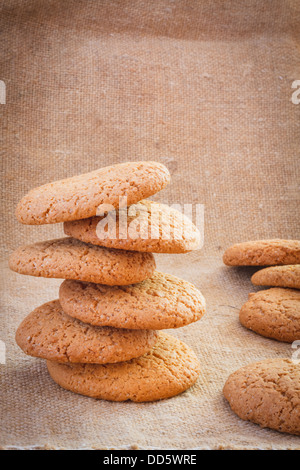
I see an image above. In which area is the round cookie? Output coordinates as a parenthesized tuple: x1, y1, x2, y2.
(251, 265, 300, 289)
(16, 300, 158, 364)
(59, 271, 206, 330)
(16, 161, 170, 225)
(223, 359, 300, 435)
(223, 239, 300, 266)
(64, 200, 201, 253)
(239, 288, 300, 343)
(46, 333, 201, 402)
(9, 237, 156, 285)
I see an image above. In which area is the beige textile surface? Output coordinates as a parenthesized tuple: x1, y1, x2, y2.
(1, 0, 300, 449)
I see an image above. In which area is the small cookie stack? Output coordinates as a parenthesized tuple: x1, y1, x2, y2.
(223, 239, 300, 343)
(10, 161, 206, 402)
(222, 239, 300, 436)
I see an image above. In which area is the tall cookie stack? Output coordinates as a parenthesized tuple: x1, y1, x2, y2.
(10, 161, 206, 402)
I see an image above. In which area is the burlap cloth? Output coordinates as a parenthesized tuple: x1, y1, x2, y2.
(1, 0, 300, 450)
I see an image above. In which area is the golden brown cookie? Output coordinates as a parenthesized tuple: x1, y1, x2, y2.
(223, 239, 300, 266)
(64, 200, 201, 253)
(239, 288, 300, 343)
(47, 333, 201, 402)
(9, 237, 156, 285)
(251, 265, 300, 289)
(16, 300, 158, 364)
(59, 271, 206, 330)
(223, 359, 300, 435)
(16, 161, 170, 225)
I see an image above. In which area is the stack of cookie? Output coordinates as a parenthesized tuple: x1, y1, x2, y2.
(222, 239, 300, 436)
(223, 239, 300, 343)
(9, 161, 206, 402)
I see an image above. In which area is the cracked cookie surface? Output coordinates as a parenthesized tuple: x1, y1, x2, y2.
(252, 265, 300, 289)
(16, 300, 158, 363)
(47, 332, 201, 402)
(15, 161, 170, 225)
(223, 239, 300, 266)
(59, 271, 206, 330)
(9, 237, 156, 285)
(64, 199, 201, 253)
(239, 288, 300, 343)
(223, 359, 300, 435)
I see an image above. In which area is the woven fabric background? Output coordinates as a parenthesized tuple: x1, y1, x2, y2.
(1, 0, 300, 449)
